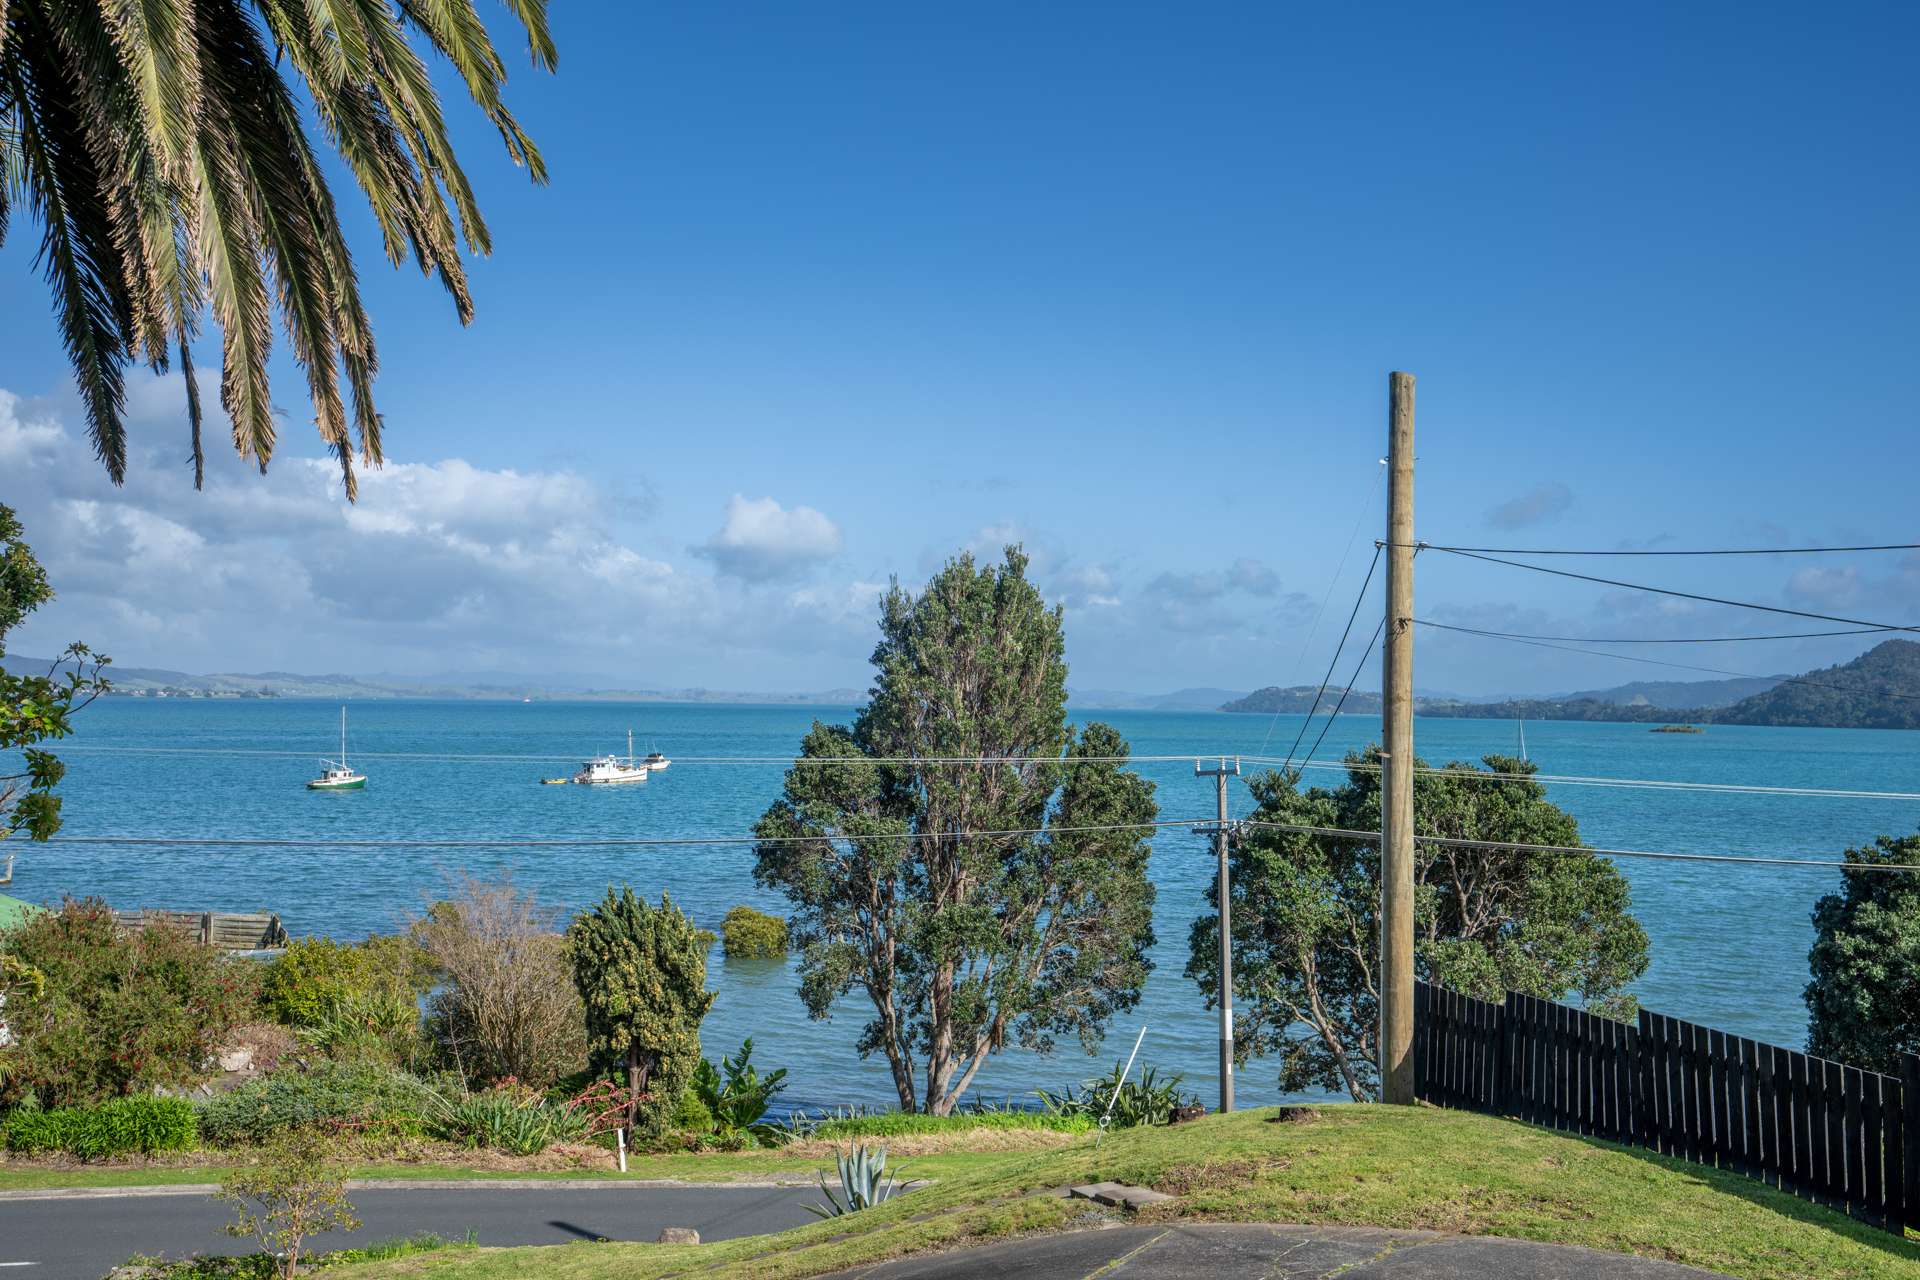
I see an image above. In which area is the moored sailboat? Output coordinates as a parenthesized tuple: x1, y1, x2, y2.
(307, 707, 367, 790)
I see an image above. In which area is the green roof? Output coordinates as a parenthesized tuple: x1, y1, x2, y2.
(0, 893, 44, 932)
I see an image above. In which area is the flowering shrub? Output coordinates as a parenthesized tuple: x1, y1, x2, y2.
(0, 899, 255, 1106)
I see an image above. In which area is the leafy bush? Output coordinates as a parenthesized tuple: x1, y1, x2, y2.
(118, 1233, 472, 1278)
(567, 888, 715, 1140)
(672, 1086, 716, 1133)
(1039, 1062, 1196, 1129)
(0, 899, 256, 1106)
(411, 876, 587, 1089)
(720, 906, 787, 959)
(801, 1108, 1091, 1141)
(690, 1038, 787, 1143)
(197, 1063, 437, 1147)
(1, 1095, 197, 1158)
(426, 1083, 589, 1156)
(259, 936, 430, 1032)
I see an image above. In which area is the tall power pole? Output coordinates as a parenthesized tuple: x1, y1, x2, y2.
(1196, 755, 1240, 1112)
(1380, 371, 1417, 1106)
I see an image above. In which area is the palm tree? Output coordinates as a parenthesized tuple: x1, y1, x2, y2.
(0, 0, 555, 498)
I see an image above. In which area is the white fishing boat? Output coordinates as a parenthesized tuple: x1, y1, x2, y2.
(574, 731, 651, 785)
(307, 707, 367, 790)
(643, 749, 671, 772)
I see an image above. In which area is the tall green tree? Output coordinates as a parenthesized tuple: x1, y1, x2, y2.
(1, 506, 109, 868)
(1805, 832, 1920, 1073)
(754, 547, 1159, 1115)
(1, 0, 554, 496)
(1187, 750, 1649, 1100)
(566, 887, 715, 1139)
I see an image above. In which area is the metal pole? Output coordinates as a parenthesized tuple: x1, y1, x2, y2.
(1380, 371, 1417, 1106)
(1196, 756, 1240, 1112)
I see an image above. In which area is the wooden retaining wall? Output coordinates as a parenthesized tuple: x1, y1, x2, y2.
(1414, 980, 1920, 1234)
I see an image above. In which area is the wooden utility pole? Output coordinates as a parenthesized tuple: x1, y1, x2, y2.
(1196, 756, 1240, 1112)
(1380, 371, 1417, 1106)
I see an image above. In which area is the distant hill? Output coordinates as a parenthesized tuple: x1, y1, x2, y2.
(1556, 673, 1788, 710)
(1070, 686, 1250, 711)
(1710, 639, 1920, 730)
(1220, 641, 1920, 731)
(1220, 685, 1385, 716)
(0, 655, 864, 705)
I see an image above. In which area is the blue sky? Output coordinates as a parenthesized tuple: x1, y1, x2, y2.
(2, 0, 1916, 694)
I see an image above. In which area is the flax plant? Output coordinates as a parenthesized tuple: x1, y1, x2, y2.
(0, 0, 555, 497)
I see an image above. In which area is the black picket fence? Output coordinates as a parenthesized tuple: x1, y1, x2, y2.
(1414, 980, 1920, 1235)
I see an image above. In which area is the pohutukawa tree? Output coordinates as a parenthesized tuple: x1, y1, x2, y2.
(0, 0, 555, 496)
(1187, 750, 1649, 1101)
(754, 547, 1159, 1115)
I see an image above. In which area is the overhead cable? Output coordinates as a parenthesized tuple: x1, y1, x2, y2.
(1402, 542, 1920, 557)
(1280, 545, 1382, 770)
(1415, 546, 1920, 634)
(1238, 820, 1920, 873)
(1416, 620, 1920, 704)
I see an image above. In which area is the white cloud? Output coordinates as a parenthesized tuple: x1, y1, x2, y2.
(0, 387, 879, 687)
(693, 495, 844, 582)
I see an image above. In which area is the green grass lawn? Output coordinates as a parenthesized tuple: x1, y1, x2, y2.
(0, 1149, 1004, 1192)
(320, 1106, 1920, 1280)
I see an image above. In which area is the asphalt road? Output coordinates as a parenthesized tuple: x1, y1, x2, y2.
(0, 1180, 824, 1279)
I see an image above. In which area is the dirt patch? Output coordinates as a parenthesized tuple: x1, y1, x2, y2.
(778, 1127, 1086, 1160)
(1148, 1157, 1277, 1197)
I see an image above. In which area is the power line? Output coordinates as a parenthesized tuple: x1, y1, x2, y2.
(1404, 624, 1893, 646)
(1243, 757, 1920, 802)
(45, 818, 1215, 849)
(1416, 620, 1920, 704)
(1280, 545, 1382, 770)
(1298, 617, 1386, 770)
(1419, 546, 1920, 634)
(1407, 542, 1920, 557)
(1239, 820, 1920, 873)
(1260, 458, 1386, 754)
(41, 747, 1220, 767)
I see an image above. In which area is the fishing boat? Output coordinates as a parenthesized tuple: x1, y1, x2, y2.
(573, 731, 651, 785)
(643, 749, 671, 772)
(307, 707, 367, 790)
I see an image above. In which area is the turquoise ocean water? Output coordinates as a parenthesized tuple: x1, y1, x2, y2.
(11, 698, 1919, 1109)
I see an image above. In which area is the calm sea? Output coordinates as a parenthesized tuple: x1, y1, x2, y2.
(11, 698, 1919, 1109)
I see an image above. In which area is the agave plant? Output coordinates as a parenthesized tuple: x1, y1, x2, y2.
(0, 0, 555, 496)
(806, 1141, 906, 1218)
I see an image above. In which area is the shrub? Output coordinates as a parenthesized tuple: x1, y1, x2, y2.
(1038, 1062, 1196, 1129)
(2, 1095, 197, 1159)
(0, 899, 256, 1106)
(690, 1038, 787, 1143)
(197, 1063, 437, 1147)
(427, 1082, 590, 1156)
(567, 888, 714, 1140)
(411, 876, 587, 1089)
(259, 936, 430, 1030)
(672, 1086, 715, 1134)
(218, 1127, 360, 1279)
(720, 906, 787, 959)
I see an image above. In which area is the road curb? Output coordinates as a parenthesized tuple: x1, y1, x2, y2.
(0, 1177, 817, 1202)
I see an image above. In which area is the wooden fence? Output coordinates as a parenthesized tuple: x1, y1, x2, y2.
(1414, 980, 1920, 1234)
(115, 909, 288, 950)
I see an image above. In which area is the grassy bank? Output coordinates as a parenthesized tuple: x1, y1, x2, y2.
(324, 1106, 1920, 1280)
(0, 1146, 1016, 1192)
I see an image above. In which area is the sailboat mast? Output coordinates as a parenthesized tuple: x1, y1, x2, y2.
(341, 706, 349, 768)
(628, 729, 634, 768)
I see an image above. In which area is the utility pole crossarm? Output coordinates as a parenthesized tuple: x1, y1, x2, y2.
(1195, 756, 1240, 1113)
